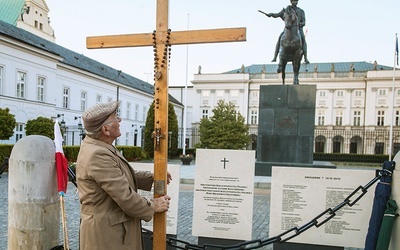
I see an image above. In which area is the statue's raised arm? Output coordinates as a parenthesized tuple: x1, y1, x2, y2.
(258, 8, 285, 19)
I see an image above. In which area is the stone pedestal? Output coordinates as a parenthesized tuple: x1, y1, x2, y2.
(256, 85, 334, 176)
(257, 85, 340, 249)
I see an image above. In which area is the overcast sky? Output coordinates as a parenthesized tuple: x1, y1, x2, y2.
(46, 0, 400, 86)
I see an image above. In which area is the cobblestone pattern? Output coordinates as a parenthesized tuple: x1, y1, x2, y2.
(0, 174, 273, 250)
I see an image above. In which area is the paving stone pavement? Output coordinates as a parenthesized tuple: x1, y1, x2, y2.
(0, 170, 273, 250)
(0, 163, 364, 250)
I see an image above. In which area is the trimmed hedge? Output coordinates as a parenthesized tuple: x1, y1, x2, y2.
(116, 146, 145, 161)
(63, 146, 80, 162)
(0, 144, 13, 164)
(0, 142, 391, 166)
(62, 146, 146, 162)
(314, 153, 389, 163)
(0, 144, 146, 164)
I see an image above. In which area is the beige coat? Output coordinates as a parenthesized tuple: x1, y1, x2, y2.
(76, 137, 154, 250)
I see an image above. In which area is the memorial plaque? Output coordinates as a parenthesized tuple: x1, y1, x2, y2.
(192, 149, 255, 240)
(131, 163, 180, 235)
(270, 167, 376, 248)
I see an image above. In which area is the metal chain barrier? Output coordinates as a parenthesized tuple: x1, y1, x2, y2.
(141, 165, 393, 249)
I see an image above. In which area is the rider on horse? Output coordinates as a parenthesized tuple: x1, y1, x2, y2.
(263, 0, 309, 64)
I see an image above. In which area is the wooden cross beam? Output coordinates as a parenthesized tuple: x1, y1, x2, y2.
(86, 1, 246, 249)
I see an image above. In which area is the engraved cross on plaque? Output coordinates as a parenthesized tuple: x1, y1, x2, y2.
(221, 157, 229, 169)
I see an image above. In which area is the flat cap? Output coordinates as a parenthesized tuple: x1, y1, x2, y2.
(82, 101, 119, 135)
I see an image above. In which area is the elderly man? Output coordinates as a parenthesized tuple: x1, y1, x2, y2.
(76, 101, 171, 250)
(263, 0, 309, 64)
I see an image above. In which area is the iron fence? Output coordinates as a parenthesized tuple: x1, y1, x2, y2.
(177, 127, 400, 157)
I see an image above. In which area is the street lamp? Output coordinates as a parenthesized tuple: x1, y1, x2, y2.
(168, 131, 172, 160)
(132, 124, 138, 146)
(140, 126, 145, 150)
(57, 114, 65, 128)
(57, 114, 66, 145)
(75, 116, 83, 143)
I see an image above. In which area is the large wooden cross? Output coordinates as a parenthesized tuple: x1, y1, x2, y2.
(86, 1, 246, 249)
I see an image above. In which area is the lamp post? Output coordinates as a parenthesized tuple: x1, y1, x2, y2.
(134, 128, 138, 146)
(75, 116, 83, 144)
(168, 131, 172, 160)
(57, 114, 66, 145)
(132, 124, 138, 146)
(140, 126, 145, 150)
(57, 114, 65, 129)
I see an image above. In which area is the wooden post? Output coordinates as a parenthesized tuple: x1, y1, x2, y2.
(86, 1, 246, 249)
(152, 1, 169, 248)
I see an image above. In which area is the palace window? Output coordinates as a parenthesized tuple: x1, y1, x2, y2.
(230, 90, 239, 98)
(318, 110, 325, 126)
(375, 142, 384, 154)
(37, 76, 45, 102)
(135, 104, 139, 120)
(63, 87, 70, 109)
(16, 71, 26, 98)
(96, 94, 102, 103)
(80, 91, 87, 111)
(378, 89, 387, 96)
(250, 110, 258, 125)
(353, 111, 361, 126)
(335, 110, 343, 126)
(143, 107, 147, 121)
(377, 110, 385, 126)
(216, 90, 224, 97)
(202, 90, 210, 97)
(251, 91, 259, 98)
(15, 123, 24, 142)
(202, 109, 209, 119)
(126, 102, 131, 119)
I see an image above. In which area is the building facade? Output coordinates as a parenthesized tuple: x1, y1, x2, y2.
(3, 0, 398, 155)
(170, 62, 400, 155)
(0, 0, 183, 146)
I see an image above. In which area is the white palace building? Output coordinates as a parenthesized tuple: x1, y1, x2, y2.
(1, 0, 400, 157)
(170, 62, 400, 156)
(0, 0, 183, 146)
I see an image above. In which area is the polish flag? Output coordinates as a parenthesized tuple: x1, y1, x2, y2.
(54, 120, 69, 194)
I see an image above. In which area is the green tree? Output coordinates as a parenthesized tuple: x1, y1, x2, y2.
(144, 102, 179, 158)
(198, 100, 249, 149)
(0, 108, 17, 140)
(25, 116, 55, 140)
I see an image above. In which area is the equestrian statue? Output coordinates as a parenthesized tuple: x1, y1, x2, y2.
(259, 0, 309, 85)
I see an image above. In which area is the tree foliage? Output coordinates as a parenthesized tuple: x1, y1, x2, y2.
(25, 116, 55, 140)
(144, 102, 179, 158)
(0, 108, 17, 140)
(198, 100, 249, 149)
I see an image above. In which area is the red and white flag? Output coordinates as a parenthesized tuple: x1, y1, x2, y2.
(54, 120, 69, 194)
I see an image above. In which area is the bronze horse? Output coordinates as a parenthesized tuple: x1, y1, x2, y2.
(278, 6, 303, 85)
